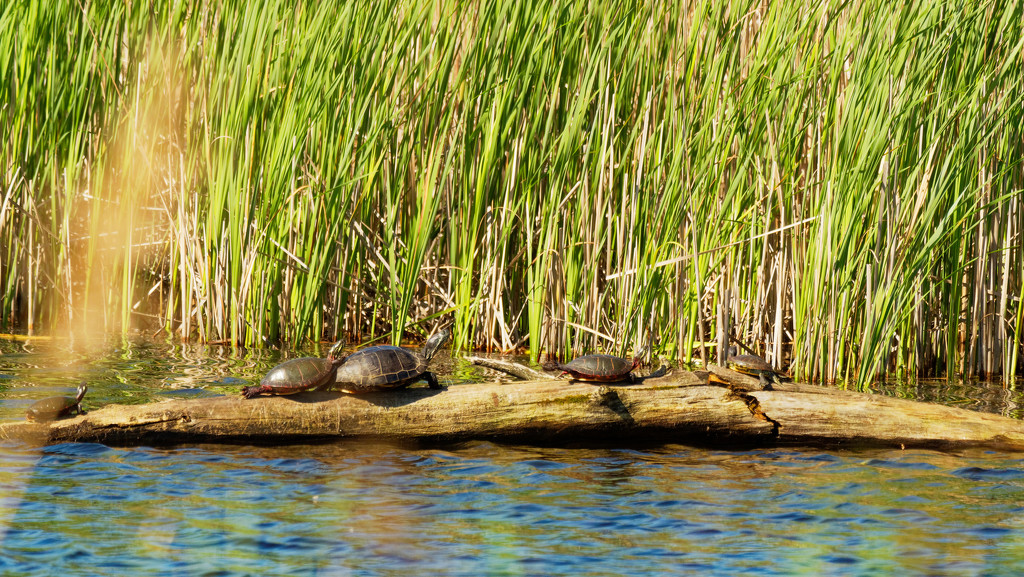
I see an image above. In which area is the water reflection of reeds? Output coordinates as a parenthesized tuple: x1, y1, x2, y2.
(0, 333, 503, 421)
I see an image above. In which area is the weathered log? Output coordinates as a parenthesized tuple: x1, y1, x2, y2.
(0, 370, 766, 446)
(467, 356, 558, 381)
(1, 365, 1023, 451)
(707, 365, 1024, 450)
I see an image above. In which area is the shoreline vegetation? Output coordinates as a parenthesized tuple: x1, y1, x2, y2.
(1, 1, 1021, 386)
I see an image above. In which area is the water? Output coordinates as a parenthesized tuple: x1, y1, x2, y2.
(3, 335, 1024, 575)
(3, 442, 1024, 575)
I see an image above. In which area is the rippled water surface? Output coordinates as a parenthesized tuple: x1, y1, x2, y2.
(4, 442, 1024, 575)
(3, 335, 1024, 575)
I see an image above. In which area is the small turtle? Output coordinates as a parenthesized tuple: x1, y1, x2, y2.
(544, 351, 645, 383)
(334, 329, 450, 393)
(242, 341, 346, 399)
(26, 384, 87, 422)
(726, 347, 783, 390)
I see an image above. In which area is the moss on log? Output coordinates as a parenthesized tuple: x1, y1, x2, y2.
(1, 364, 1023, 451)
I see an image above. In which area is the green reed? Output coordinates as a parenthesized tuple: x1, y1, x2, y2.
(1, 0, 1021, 387)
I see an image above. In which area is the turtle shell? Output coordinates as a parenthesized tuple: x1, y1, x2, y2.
(727, 354, 774, 374)
(334, 346, 426, 392)
(557, 354, 637, 382)
(334, 330, 449, 393)
(26, 384, 87, 422)
(726, 353, 781, 390)
(26, 396, 79, 422)
(243, 341, 346, 398)
(258, 356, 336, 394)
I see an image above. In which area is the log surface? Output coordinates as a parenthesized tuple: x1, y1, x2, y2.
(707, 366, 1024, 450)
(2, 365, 1023, 451)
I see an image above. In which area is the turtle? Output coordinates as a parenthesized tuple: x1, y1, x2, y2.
(242, 341, 346, 399)
(544, 350, 646, 383)
(333, 329, 450, 393)
(26, 383, 87, 422)
(726, 347, 784, 390)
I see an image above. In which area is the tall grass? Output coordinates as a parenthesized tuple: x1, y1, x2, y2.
(1, 0, 1021, 387)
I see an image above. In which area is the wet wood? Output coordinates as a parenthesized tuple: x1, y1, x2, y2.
(1, 364, 1023, 451)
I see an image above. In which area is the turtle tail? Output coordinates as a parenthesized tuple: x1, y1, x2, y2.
(421, 329, 451, 361)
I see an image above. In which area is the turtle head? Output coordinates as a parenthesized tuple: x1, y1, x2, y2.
(327, 341, 346, 364)
(75, 383, 88, 403)
(631, 342, 652, 367)
(421, 329, 451, 361)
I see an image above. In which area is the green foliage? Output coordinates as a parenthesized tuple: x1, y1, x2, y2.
(1, 0, 1021, 386)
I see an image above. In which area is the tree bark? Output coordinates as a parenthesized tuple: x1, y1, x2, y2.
(2, 364, 1023, 451)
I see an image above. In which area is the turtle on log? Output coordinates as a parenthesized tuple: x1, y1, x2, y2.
(333, 329, 450, 393)
(544, 347, 647, 383)
(242, 342, 346, 399)
(26, 383, 87, 422)
(726, 347, 785, 390)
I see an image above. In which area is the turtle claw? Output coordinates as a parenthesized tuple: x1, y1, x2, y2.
(241, 385, 266, 399)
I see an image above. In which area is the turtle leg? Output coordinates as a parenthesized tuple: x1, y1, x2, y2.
(759, 373, 773, 391)
(424, 372, 445, 390)
(241, 385, 270, 399)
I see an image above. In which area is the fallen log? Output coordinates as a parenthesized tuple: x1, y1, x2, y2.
(1, 364, 1022, 451)
(705, 366, 1024, 451)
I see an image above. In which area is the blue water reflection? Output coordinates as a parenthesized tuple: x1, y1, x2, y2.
(2, 442, 1024, 575)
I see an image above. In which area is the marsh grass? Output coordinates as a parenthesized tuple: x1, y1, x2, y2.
(1, 0, 1021, 387)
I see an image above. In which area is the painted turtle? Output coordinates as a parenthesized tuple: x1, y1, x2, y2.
(333, 329, 450, 393)
(545, 353, 644, 383)
(726, 347, 783, 390)
(26, 383, 87, 422)
(242, 341, 346, 399)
